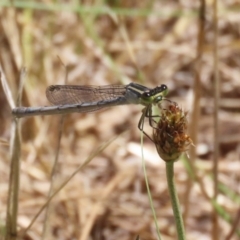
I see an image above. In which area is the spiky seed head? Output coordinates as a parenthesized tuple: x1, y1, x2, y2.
(153, 101, 192, 162)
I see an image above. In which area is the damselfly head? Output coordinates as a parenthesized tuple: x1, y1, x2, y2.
(142, 84, 168, 97)
(156, 84, 168, 96)
(139, 84, 168, 106)
(157, 84, 167, 92)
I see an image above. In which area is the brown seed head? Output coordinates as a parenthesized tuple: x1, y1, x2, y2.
(153, 101, 192, 162)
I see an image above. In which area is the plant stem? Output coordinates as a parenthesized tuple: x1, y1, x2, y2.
(140, 133, 162, 240)
(166, 161, 186, 240)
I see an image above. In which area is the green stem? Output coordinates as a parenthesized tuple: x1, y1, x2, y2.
(166, 161, 186, 240)
(140, 133, 162, 240)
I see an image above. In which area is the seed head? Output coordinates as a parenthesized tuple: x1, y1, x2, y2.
(153, 101, 192, 162)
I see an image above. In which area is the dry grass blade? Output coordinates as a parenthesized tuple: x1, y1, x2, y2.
(183, 0, 205, 224)
(41, 61, 69, 240)
(16, 68, 27, 107)
(5, 119, 20, 240)
(225, 210, 240, 240)
(20, 134, 119, 239)
(5, 68, 26, 240)
(80, 171, 129, 240)
(0, 1, 239, 239)
(212, 0, 220, 239)
(0, 67, 15, 109)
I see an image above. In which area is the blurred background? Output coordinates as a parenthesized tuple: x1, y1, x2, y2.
(0, 1, 239, 240)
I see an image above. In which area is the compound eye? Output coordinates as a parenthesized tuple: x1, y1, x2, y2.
(161, 84, 167, 91)
(143, 91, 151, 97)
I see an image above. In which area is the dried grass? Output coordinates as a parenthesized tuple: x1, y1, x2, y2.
(0, 1, 240, 240)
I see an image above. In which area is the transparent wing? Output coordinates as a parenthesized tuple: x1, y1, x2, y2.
(46, 85, 127, 105)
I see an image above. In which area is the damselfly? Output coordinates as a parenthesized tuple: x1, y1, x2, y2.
(12, 82, 168, 139)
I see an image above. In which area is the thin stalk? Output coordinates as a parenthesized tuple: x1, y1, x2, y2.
(152, 102, 190, 239)
(166, 161, 186, 240)
(140, 132, 162, 240)
(212, 0, 220, 238)
(4, 69, 26, 240)
(183, 0, 205, 224)
(41, 60, 69, 240)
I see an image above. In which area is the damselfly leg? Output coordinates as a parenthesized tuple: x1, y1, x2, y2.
(138, 99, 176, 142)
(138, 104, 159, 142)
